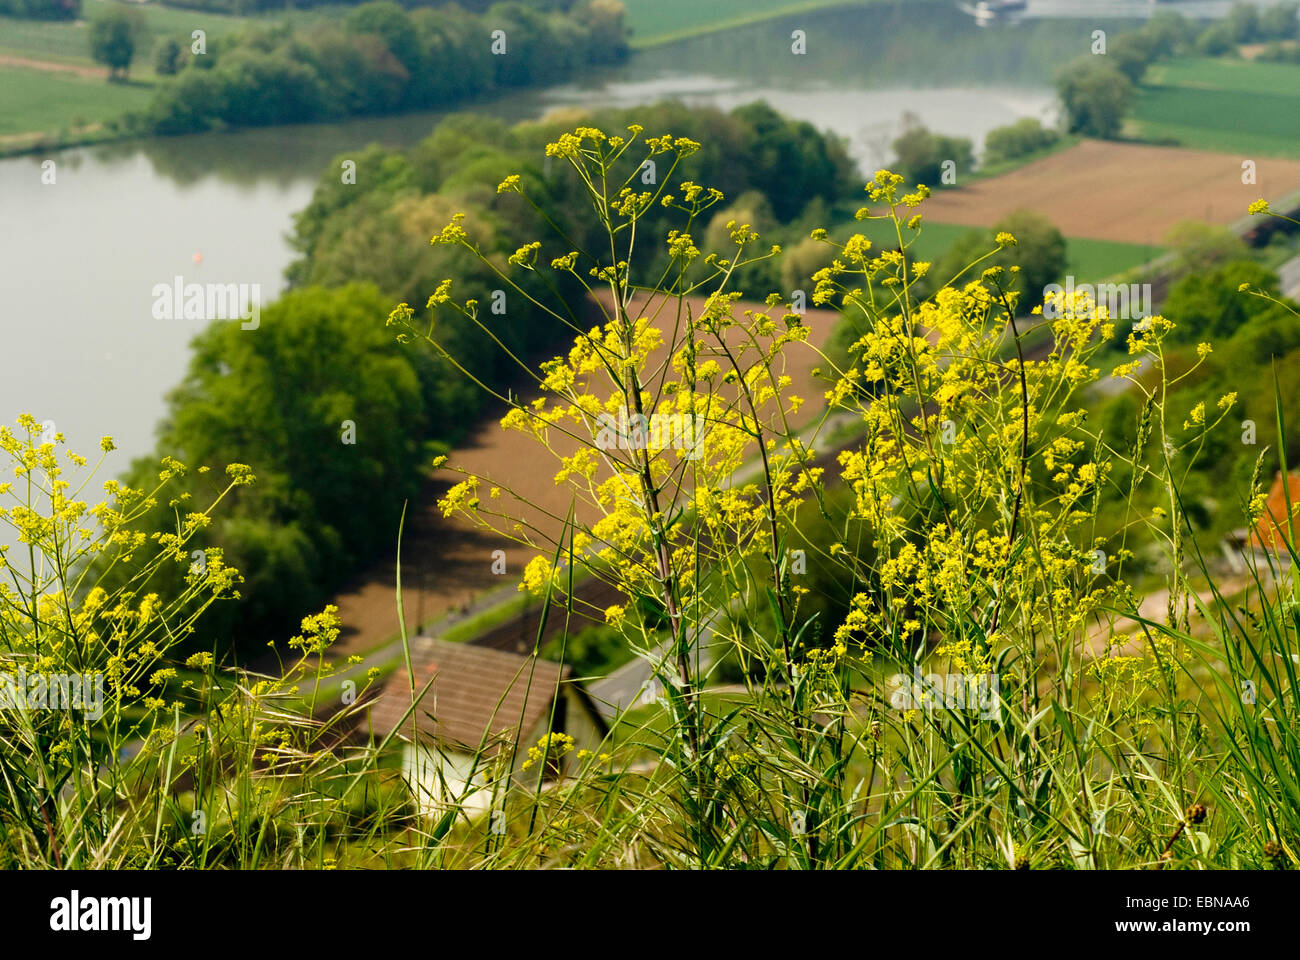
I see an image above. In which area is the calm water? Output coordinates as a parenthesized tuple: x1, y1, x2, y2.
(0, 3, 1206, 463)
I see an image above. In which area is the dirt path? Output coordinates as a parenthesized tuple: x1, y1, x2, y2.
(0, 54, 104, 80)
(326, 293, 846, 658)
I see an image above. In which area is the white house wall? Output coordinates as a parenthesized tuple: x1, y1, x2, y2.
(403, 687, 607, 821)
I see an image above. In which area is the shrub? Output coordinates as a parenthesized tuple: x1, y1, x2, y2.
(891, 120, 974, 186)
(153, 37, 181, 76)
(982, 117, 1059, 167)
(1196, 22, 1240, 56)
(1056, 58, 1134, 139)
(88, 5, 147, 81)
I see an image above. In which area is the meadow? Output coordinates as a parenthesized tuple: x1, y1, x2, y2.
(0, 0, 257, 66)
(1136, 57, 1300, 159)
(0, 64, 152, 139)
(0, 0, 358, 145)
(848, 215, 1159, 284)
(619, 0, 870, 47)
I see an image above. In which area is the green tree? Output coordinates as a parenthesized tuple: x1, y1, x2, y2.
(920, 209, 1066, 310)
(996, 209, 1068, 306)
(345, 1, 424, 106)
(1226, 1, 1261, 42)
(88, 5, 146, 81)
(1196, 22, 1239, 56)
(732, 101, 856, 220)
(983, 117, 1059, 166)
(1056, 58, 1133, 139)
(1163, 220, 1249, 275)
(1161, 260, 1285, 342)
(1107, 32, 1155, 84)
(1260, 2, 1299, 40)
(1, 0, 80, 19)
(890, 119, 974, 187)
(299, 29, 409, 117)
(581, 0, 629, 63)
(781, 234, 829, 300)
(1142, 10, 1197, 56)
(153, 37, 181, 76)
(112, 284, 433, 656)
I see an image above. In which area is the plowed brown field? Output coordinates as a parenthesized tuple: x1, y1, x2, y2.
(920, 140, 1300, 245)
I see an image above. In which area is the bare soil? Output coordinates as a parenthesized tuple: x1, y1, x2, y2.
(919, 140, 1300, 245)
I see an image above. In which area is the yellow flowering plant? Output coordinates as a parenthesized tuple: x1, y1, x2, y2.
(386, 126, 1294, 869)
(0, 419, 393, 868)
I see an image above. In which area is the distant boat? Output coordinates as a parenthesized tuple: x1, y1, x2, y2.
(958, 0, 1028, 24)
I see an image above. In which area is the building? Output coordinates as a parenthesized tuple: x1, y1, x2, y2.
(1253, 471, 1300, 552)
(366, 637, 608, 820)
(1224, 471, 1300, 571)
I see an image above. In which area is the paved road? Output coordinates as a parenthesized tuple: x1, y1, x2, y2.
(588, 618, 722, 721)
(1278, 254, 1300, 302)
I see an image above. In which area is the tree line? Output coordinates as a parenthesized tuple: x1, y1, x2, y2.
(124, 1, 627, 130)
(0, 0, 78, 19)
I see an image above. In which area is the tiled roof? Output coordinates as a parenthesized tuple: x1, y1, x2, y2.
(366, 638, 571, 754)
(1253, 471, 1300, 550)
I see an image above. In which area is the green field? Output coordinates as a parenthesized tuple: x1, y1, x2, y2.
(621, 0, 881, 48)
(1135, 57, 1300, 158)
(0, 64, 153, 137)
(0, 0, 361, 148)
(0, 13, 102, 64)
(0, 1, 241, 66)
(1064, 236, 1163, 282)
(851, 216, 1159, 283)
(850, 216, 973, 262)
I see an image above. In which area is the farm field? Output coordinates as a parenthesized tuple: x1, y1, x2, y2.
(915, 139, 1300, 245)
(0, 63, 152, 138)
(0, 0, 321, 144)
(620, 0, 893, 47)
(851, 215, 1158, 282)
(1135, 56, 1300, 159)
(0, 0, 256, 66)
